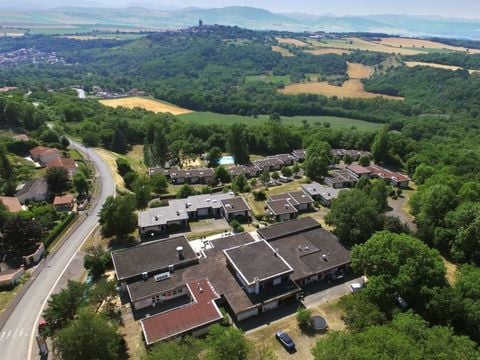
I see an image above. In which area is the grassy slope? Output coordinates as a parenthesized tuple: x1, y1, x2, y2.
(178, 112, 382, 131)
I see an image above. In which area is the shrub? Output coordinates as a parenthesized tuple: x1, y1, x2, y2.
(253, 190, 267, 201)
(296, 307, 312, 330)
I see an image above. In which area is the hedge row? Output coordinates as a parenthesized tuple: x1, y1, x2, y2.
(44, 212, 77, 249)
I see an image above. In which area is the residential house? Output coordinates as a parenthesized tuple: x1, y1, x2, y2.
(323, 169, 359, 189)
(29, 146, 61, 165)
(16, 177, 49, 203)
(257, 218, 351, 287)
(0, 196, 23, 212)
(301, 182, 343, 207)
(291, 149, 306, 162)
(153, 167, 215, 185)
(221, 197, 251, 221)
(268, 191, 314, 212)
(266, 199, 298, 222)
(53, 194, 75, 212)
(46, 157, 78, 178)
(346, 164, 372, 178)
(366, 164, 411, 188)
(268, 154, 295, 166)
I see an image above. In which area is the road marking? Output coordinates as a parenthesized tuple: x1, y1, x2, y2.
(19, 328, 24, 337)
(27, 223, 99, 360)
(12, 329, 17, 337)
(6, 329, 11, 339)
(0, 331, 5, 341)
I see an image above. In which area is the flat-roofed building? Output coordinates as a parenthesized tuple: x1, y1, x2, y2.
(323, 169, 359, 189)
(301, 182, 344, 207)
(221, 197, 251, 221)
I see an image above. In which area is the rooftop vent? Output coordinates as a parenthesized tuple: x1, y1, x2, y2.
(176, 246, 184, 260)
(154, 272, 171, 282)
(322, 254, 328, 262)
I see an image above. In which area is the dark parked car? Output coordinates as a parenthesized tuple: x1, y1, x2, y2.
(276, 330, 296, 351)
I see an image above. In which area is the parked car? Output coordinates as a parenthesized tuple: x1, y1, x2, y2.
(350, 283, 363, 292)
(276, 330, 296, 351)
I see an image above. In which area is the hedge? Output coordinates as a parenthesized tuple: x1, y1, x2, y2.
(44, 212, 77, 248)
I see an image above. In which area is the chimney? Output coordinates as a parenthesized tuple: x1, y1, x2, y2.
(176, 246, 184, 260)
(254, 277, 260, 295)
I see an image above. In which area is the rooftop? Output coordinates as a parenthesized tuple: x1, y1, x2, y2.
(366, 164, 411, 183)
(347, 164, 372, 175)
(266, 199, 298, 216)
(257, 217, 321, 241)
(270, 227, 351, 281)
(30, 146, 60, 157)
(169, 193, 233, 213)
(224, 240, 293, 285)
(112, 236, 197, 281)
(221, 197, 250, 213)
(138, 205, 189, 228)
(301, 183, 343, 201)
(53, 194, 74, 206)
(324, 169, 359, 184)
(46, 157, 77, 171)
(16, 177, 48, 197)
(0, 196, 22, 212)
(140, 279, 222, 344)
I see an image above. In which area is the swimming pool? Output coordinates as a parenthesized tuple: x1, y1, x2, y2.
(218, 156, 235, 165)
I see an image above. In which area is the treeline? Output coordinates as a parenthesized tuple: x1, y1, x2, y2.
(406, 52, 480, 70)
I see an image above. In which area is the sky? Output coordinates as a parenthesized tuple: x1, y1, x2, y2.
(6, 0, 480, 20)
(131, 0, 480, 19)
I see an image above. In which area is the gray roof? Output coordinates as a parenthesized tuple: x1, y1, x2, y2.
(169, 193, 233, 213)
(257, 217, 321, 241)
(266, 199, 298, 215)
(302, 183, 343, 201)
(221, 197, 250, 213)
(270, 227, 351, 281)
(223, 240, 293, 285)
(111, 236, 197, 281)
(138, 205, 189, 228)
(16, 177, 48, 197)
(324, 169, 359, 184)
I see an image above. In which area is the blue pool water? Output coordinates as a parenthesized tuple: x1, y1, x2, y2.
(218, 156, 235, 165)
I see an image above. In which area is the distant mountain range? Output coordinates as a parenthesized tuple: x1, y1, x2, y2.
(1, 4, 480, 39)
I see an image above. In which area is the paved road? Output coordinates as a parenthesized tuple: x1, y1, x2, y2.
(73, 88, 86, 99)
(0, 139, 115, 359)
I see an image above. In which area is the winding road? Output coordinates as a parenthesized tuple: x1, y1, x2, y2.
(0, 139, 115, 359)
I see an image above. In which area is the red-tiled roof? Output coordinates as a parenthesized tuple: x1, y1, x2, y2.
(30, 146, 60, 157)
(53, 194, 74, 206)
(46, 157, 77, 171)
(0, 196, 22, 212)
(347, 164, 371, 175)
(141, 279, 222, 345)
(366, 164, 411, 183)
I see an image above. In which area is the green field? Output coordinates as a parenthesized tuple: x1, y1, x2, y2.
(178, 112, 382, 130)
(245, 74, 291, 85)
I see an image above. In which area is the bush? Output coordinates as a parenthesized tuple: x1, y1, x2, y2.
(296, 307, 312, 330)
(44, 212, 77, 248)
(149, 200, 164, 208)
(115, 158, 132, 177)
(253, 190, 267, 201)
(230, 220, 244, 233)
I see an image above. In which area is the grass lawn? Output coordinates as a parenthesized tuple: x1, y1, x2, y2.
(0, 274, 30, 315)
(245, 73, 291, 85)
(442, 257, 458, 286)
(178, 112, 382, 131)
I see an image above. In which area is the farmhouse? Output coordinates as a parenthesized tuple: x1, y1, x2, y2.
(0, 196, 23, 212)
(323, 169, 359, 189)
(29, 146, 61, 165)
(301, 182, 343, 207)
(16, 177, 49, 203)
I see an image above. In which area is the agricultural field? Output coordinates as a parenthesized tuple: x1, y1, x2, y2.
(304, 48, 351, 55)
(404, 61, 480, 74)
(280, 80, 402, 100)
(280, 61, 402, 100)
(347, 62, 374, 79)
(276, 37, 309, 47)
(99, 97, 193, 115)
(178, 112, 383, 130)
(375, 37, 480, 53)
(305, 37, 423, 55)
(271, 45, 294, 57)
